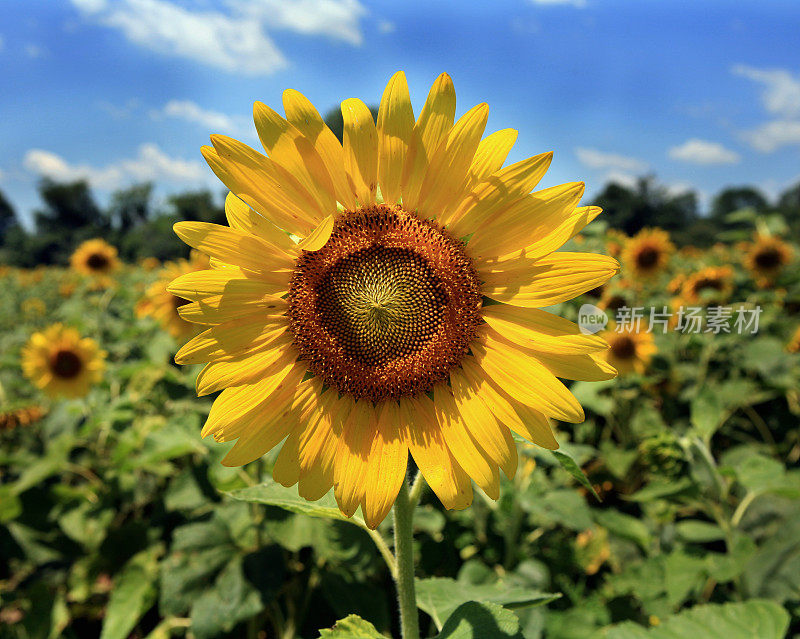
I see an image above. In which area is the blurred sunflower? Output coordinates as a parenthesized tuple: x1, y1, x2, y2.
(22, 324, 106, 398)
(170, 71, 618, 527)
(0, 405, 47, 432)
(787, 326, 800, 354)
(136, 254, 209, 339)
(621, 228, 674, 279)
(678, 265, 733, 306)
(604, 228, 628, 259)
(602, 324, 656, 375)
(744, 234, 793, 287)
(70, 238, 120, 283)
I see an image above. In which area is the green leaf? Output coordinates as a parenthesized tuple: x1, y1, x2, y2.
(675, 520, 726, 543)
(227, 479, 367, 527)
(690, 387, 724, 441)
(551, 450, 601, 501)
(735, 455, 800, 497)
(594, 509, 651, 550)
(416, 577, 559, 630)
(628, 477, 694, 502)
(100, 546, 161, 639)
(604, 599, 789, 639)
(436, 601, 525, 639)
(317, 614, 384, 638)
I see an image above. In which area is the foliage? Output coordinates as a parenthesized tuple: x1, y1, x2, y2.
(0, 207, 799, 637)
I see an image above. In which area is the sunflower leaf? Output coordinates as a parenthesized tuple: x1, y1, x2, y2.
(436, 601, 525, 639)
(551, 450, 601, 502)
(317, 614, 384, 638)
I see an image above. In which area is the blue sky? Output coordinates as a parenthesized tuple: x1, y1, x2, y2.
(2, 0, 800, 227)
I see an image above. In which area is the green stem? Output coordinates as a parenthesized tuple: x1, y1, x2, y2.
(393, 480, 420, 639)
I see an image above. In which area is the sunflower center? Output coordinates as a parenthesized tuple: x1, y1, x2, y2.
(51, 349, 82, 379)
(86, 253, 109, 271)
(288, 204, 482, 401)
(636, 246, 660, 269)
(611, 335, 636, 359)
(754, 248, 782, 270)
(693, 277, 723, 294)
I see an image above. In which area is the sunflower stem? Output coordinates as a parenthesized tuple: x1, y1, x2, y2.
(393, 480, 420, 639)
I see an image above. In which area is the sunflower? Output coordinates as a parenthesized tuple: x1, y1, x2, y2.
(678, 265, 733, 306)
(602, 324, 656, 375)
(136, 255, 209, 339)
(170, 71, 619, 528)
(0, 405, 47, 432)
(21, 324, 106, 398)
(621, 228, 674, 279)
(604, 228, 628, 259)
(744, 234, 793, 287)
(70, 238, 120, 282)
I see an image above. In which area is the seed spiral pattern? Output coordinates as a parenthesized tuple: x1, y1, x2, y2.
(288, 204, 482, 401)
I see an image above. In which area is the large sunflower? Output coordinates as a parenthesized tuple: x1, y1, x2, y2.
(136, 253, 210, 339)
(70, 238, 120, 280)
(621, 228, 674, 280)
(170, 72, 619, 528)
(743, 234, 793, 287)
(21, 324, 106, 398)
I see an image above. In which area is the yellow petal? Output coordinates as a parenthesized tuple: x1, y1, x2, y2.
(416, 103, 489, 222)
(402, 73, 457, 211)
(282, 88, 357, 210)
(273, 427, 302, 488)
(253, 101, 336, 216)
(533, 350, 618, 381)
(173, 222, 293, 276)
(204, 139, 318, 235)
(506, 399, 559, 450)
(465, 128, 518, 191)
(480, 253, 620, 308)
(178, 294, 286, 325)
(341, 98, 378, 205)
(175, 316, 288, 365)
(467, 182, 585, 259)
(432, 383, 500, 499)
(450, 368, 517, 480)
(296, 213, 335, 252)
(195, 340, 295, 396)
(447, 152, 553, 237)
(472, 332, 585, 423)
(363, 401, 408, 529)
(224, 192, 297, 256)
(377, 71, 415, 205)
(333, 398, 375, 517)
(399, 396, 472, 510)
(481, 304, 608, 355)
(168, 269, 284, 301)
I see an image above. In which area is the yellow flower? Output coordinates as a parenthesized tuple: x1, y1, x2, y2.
(678, 265, 734, 306)
(170, 71, 618, 528)
(21, 297, 46, 317)
(0, 405, 47, 432)
(139, 256, 161, 271)
(787, 326, 800, 354)
(21, 324, 106, 398)
(743, 234, 793, 287)
(602, 323, 656, 375)
(621, 228, 674, 279)
(136, 257, 207, 340)
(70, 238, 120, 282)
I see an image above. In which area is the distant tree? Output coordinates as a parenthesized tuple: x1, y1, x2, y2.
(777, 181, 800, 240)
(109, 182, 154, 230)
(591, 176, 698, 237)
(33, 179, 106, 234)
(323, 105, 380, 143)
(168, 190, 225, 225)
(710, 186, 769, 221)
(0, 190, 15, 237)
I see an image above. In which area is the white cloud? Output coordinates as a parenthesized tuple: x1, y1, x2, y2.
(23, 144, 206, 189)
(70, 0, 287, 75)
(235, 0, 367, 46)
(741, 119, 800, 153)
(24, 44, 45, 58)
(71, 0, 368, 75)
(377, 20, 395, 34)
(601, 170, 638, 189)
(575, 147, 648, 172)
(732, 64, 800, 118)
(155, 100, 242, 133)
(668, 138, 740, 165)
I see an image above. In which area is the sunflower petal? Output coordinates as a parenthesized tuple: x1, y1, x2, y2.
(480, 253, 620, 308)
(282, 88, 356, 210)
(465, 128, 518, 190)
(175, 316, 288, 365)
(341, 98, 378, 205)
(224, 192, 297, 256)
(334, 398, 375, 517)
(296, 213, 335, 252)
(399, 396, 472, 510)
(363, 401, 408, 529)
(168, 270, 284, 301)
(178, 294, 286, 325)
(377, 71, 415, 205)
(195, 340, 295, 396)
(447, 152, 553, 237)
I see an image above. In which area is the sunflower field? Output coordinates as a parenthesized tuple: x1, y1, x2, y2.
(2, 194, 799, 638)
